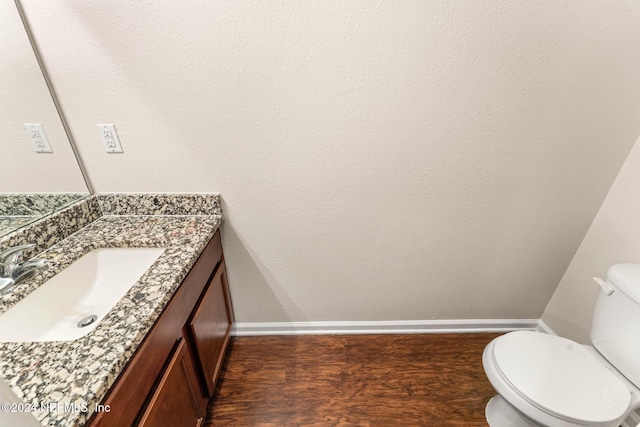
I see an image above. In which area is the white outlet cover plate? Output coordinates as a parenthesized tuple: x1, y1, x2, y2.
(97, 124, 123, 153)
(24, 124, 53, 153)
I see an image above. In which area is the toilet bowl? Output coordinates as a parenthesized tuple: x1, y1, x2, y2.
(483, 331, 636, 426)
(482, 263, 640, 427)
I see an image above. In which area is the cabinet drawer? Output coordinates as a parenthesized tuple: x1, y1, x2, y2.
(189, 260, 233, 397)
(137, 338, 203, 427)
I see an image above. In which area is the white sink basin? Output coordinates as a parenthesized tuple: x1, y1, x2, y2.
(0, 247, 165, 343)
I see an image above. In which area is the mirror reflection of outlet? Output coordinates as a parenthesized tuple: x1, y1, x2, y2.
(97, 124, 123, 153)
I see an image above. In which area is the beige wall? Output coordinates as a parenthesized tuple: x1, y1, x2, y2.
(542, 135, 640, 343)
(21, 1, 640, 323)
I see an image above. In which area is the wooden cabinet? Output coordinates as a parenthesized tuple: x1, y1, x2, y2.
(137, 338, 203, 427)
(89, 230, 233, 427)
(189, 260, 232, 397)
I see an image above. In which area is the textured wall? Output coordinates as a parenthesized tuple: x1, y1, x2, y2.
(21, 1, 640, 323)
(0, 1, 86, 193)
(542, 135, 640, 343)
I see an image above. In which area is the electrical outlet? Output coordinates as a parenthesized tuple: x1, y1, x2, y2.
(97, 124, 123, 153)
(24, 124, 53, 153)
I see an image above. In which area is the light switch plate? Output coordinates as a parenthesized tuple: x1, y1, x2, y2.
(97, 124, 123, 153)
(24, 124, 53, 153)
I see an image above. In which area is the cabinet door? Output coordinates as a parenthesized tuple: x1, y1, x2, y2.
(189, 260, 233, 397)
(137, 338, 203, 427)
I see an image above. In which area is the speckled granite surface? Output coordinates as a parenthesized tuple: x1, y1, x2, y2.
(0, 194, 222, 426)
(97, 193, 223, 216)
(0, 194, 88, 216)
(0, 216, 40, 236)
(0, 197, 101, 261)
(0, 194, 90, 238)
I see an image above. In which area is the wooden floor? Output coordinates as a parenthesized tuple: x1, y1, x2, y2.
(205, 333, 501, 426)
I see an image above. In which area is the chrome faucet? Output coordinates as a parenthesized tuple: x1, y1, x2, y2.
(0, 244, 47, 294)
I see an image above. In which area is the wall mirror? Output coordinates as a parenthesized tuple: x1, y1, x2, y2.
(0, 0, 91, 237)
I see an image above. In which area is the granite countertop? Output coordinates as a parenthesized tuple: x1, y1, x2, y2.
(0, 216, 41, 237)
(0, 194, 222, 426)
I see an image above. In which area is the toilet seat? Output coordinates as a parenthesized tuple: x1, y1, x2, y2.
(487, 331, 630, 426)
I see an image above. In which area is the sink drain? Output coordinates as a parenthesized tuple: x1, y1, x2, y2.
(77, 315, 98, 328)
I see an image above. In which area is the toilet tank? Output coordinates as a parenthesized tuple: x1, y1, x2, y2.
(591, 263, 640, 388)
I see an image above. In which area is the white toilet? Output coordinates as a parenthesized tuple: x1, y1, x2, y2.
(483, 263, 640, 427)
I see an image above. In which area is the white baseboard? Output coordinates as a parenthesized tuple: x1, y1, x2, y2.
(535, 319, 557, 335)
(232, 319, 539, 336)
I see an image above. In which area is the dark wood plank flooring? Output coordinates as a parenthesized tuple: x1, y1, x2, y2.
(205, 333, 500, 426)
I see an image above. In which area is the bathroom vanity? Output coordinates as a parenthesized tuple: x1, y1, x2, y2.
(89, 229, 232, 426)
(0, 194, 231, 427)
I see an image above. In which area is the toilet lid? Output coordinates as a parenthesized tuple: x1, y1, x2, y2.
(493, 331, 630, 424)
